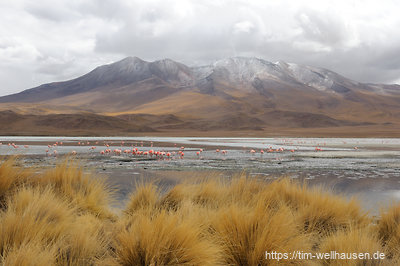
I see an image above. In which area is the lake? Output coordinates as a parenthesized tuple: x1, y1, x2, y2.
(1, 136, 400, 213)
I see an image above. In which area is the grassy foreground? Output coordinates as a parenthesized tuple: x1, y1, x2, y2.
(1, 159, 400, 265)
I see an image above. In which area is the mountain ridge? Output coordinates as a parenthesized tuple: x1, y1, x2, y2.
(0, 56, 399, 136)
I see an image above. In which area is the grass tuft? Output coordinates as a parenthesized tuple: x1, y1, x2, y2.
(37, 160, 115, 219)
(0, 158, 398, 264)
(116, 211, 222, 265)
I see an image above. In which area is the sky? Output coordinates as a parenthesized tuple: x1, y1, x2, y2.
(1, 0, 400, 96)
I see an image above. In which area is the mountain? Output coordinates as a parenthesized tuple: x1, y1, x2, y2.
(1, 56, 400, 136)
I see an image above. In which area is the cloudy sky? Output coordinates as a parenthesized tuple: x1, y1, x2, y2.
(1, 0, 399, 96)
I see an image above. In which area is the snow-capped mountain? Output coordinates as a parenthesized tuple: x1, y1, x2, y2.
(0, 56, 399, 134)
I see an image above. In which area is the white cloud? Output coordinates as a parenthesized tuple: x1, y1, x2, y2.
(0, 0, 399, 96)
(233, 21, 255, 34)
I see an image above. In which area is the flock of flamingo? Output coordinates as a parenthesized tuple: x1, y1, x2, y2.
(0, 138, 361, 160)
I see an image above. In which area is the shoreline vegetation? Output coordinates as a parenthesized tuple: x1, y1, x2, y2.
(1, 158, 400, 265)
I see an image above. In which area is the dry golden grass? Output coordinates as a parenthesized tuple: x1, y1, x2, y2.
(0, 242, 56, 266)
(0, 158, 31, 209)
(125, 182, 159, 215)
(0, 158, 399, 265)
(0, 159, 115, 265)
(36, 159, 115, 219)
(377, 204, 400, 258)
(319, 227, 384, 266)
(211, 204, 310, 265)
(116, 211, 222, 265)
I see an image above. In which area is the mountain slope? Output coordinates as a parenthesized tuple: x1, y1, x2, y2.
(0, 56, 399, 136)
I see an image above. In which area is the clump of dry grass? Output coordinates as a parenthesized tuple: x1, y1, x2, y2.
(0, 159, 116, 265)
(125, 182, 159, 215)
(1, 158, 400, 265)
(122, 175, 372, 265)
(0, 242, 56, 266)
(116, 211, 222, 265)
(377, 204, 400, 258)
(212, 204, 311, 265)
(0, 158, 31, 209)
(159, 183, 188, 211)
(36, 160, 115, 219)
(57, 213, 116, 265)
(0, 187, 74, 253)
(319, 227, 384, 265)
(260, 179, 370, 236)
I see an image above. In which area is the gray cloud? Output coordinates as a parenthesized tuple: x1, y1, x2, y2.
(0, 0, 400, 96)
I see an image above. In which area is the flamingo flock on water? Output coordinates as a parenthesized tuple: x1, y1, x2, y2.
(0, 139, 364, 159)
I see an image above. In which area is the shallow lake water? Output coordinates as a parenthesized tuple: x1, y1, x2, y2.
(1, 136, 400, 214)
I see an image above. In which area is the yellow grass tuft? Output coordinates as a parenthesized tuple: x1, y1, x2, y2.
(37, 160, 115, 219)
(0, 158, 399, 264)
(159, 183, 188, 211)
(319, 227, 384, 265)
(0, 242, 56, 266)
(261, 179, 370, 236)
(57, 214, 116, 265)
(212, 204, 311, 265)
(116, 211, 222, 265)
(125, 182, 159, 215)
(378, 204, 400, 258)
(0, 187, 74, 253)
(0, 158, 31, 209)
